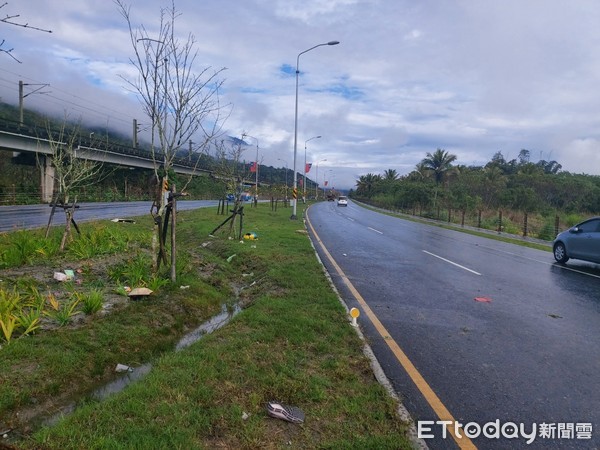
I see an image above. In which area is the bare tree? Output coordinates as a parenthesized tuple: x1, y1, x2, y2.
(209, 137, 253, 239)
(0, 2, 52, 63)
(116, 0, 228, 280)
(40, 118, 106, 251)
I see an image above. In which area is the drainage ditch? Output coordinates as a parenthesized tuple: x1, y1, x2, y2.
(3, 303, 241, 443)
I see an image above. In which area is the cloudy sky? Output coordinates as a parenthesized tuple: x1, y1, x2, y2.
(2, 0, 600, 189)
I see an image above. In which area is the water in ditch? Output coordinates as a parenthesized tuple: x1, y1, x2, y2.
(36, 302, 241, 428)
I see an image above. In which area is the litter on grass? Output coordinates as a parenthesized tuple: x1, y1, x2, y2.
(266, 401, 305, 424)
(52, 269, 81, 281)
(53, 270, 75, 282)
(115, 364, 133, 373)
(128, 287, 153, 299)
(53, 272, 68, 282)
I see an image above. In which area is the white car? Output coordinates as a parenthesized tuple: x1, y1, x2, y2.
(337, 196, 348, 206)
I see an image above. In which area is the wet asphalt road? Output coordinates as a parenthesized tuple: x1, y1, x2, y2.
(0, 200, 219, 231)
(307, 200, 600, 450)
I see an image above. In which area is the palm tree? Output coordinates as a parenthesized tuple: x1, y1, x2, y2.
(408, 161, 428, 181)
(355, 173, 381, 198)
(383, 169, 399, 182)
(420, 148, 458, 209)
(420, 148, 457, 185)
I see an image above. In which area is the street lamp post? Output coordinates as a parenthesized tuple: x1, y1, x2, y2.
(315, 159, 327, 199)
(291, 40, 340, 220)
(304, 135, 321, 203)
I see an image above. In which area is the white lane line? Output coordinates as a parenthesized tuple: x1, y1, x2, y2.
(524, 256, 600, 278)
(479, 247, 600, 279)
(544, 262, 600, 278)
(422, 250, 482, 276)
(368, 227, 383, 234)
(347, 217, 355, 222)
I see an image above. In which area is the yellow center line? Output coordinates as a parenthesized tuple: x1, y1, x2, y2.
(306, 211, 477, 450)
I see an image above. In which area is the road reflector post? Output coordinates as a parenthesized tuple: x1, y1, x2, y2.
(349, 307, 360, 327)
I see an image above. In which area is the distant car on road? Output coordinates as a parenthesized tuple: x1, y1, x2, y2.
(337, 196, 348, 207)
(553, 217, 600, 264)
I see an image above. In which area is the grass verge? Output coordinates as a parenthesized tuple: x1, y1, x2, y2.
(1, 203, 413, 449)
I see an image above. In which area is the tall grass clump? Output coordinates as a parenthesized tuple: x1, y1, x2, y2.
(108, 253, 153, 288)
(79, 290, 104, 315)
(68, 225, 135, 259)
(0, 230, 58, 268)
(44, 293, 80, 327)
(0, 287, 42, 343)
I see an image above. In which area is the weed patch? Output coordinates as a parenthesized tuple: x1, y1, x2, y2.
(1, 204, 413, 449)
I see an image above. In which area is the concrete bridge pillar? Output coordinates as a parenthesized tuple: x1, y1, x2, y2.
(40, 155, 55, 203)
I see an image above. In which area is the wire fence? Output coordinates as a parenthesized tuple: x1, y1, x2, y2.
(364, 203, 588, 243)
(0, 186, 42, 205)
(0, 186, 155, 205)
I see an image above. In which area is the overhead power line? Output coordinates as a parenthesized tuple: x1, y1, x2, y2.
(0, 66, 138, 126)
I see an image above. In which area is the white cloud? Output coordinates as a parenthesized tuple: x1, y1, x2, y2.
(1, 0, 600, 189)
(557, 138, 600, 175)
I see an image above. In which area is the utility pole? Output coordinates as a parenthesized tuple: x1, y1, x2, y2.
(19, 81, 23, 125)
(19, 80, 50, 126)
(133, 118, 138, 148)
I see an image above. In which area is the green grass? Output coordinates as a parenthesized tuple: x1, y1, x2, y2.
(1, 203, 413, 449)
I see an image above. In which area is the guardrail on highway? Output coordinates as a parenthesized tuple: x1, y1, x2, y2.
(0, 116, 210, 172)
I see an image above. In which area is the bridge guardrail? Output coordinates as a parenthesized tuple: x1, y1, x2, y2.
(0, 116, 211, 172)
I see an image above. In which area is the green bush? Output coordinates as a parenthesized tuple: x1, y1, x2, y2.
(79, 290, 104, 315)
(537, 222, 557, 241)
(562, 213, 585, 228)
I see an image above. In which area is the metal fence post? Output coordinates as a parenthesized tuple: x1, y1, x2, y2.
(498, 210, 503, 233)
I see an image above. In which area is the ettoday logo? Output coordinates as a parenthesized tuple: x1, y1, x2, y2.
(417, 420, 593, 445)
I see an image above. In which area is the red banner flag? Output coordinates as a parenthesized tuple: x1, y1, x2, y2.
(249, 162, 258, 173)
(324, 180, 328, 186)
(305, 163, 312, 173)
(299, 178, 303, 187)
